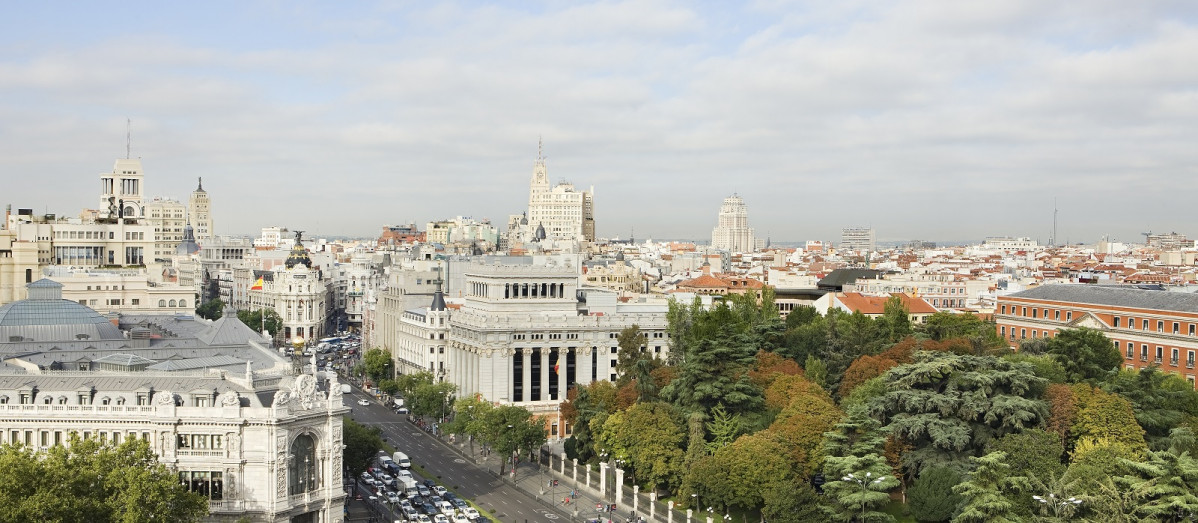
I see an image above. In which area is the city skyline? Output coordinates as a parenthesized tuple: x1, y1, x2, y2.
(2, 2, 1196, 243)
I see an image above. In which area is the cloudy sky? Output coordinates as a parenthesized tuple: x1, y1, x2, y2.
(2, 1, 1196, 245)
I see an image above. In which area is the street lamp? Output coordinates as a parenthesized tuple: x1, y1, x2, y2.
(1032, 493, 1083, 518)
(843, 472, 887, 523)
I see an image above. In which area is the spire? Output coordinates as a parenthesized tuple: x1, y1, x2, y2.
(430, 266, 447, 311)
(197, 177, 204, 192)
(537, 135, 544, 162)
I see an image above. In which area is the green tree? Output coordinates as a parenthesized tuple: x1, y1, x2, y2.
(986, 429, 1066, 518)
(660, 327, 763, 417)
(1117, 443, 1198, 522)
(344, 417, 385, 475)
(918, 312, 1004, 353)
(236, 308, 283, 337)
(821, 406, 899, 523)
(761, 479, 825, 523)
(952, 451, 1027, 523)
(705, 403, 741, 453)
(443, 395, 494, 455)
(479, 404, 546, 475)
(1070, 386, 1148, 462)
(907, 466, 963, 522)
(870, 351, 1049, 476)
(1103, 366, 1198, 448)
(361, 348, 395, 383)
(690, 432, 796, 514)
(595, 401, 685, 491)
(411, 380, 457, 420)
(614, 324, 650, 386)
(395, 371, 435, 398)
(195, 298, 223, 320)
(804, 355, 828, 390)
(879, 295, 912, 343)
(1044, 327, 1121, 383)
(0, 436, 208, 523)
(560, 381, 619, 462)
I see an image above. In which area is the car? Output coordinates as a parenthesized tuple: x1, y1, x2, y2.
(397, 470, 414, 480)
(462, 508, 480, 519)
(436, 500, 454, 514)
(452, 514, 471, 523)
(387, 491, 401, 503)
(416, 515, 432, 523)
(417, 485, 431, 497)
(423, 480, 437, 488)
(403, 507, 420, 520)
(434, 514, 450, 523)
(433, 485, 447, 496)
(421, 502, 438, 515)
(396, 407, 410, 414)
(357, 399, 370, 406)
(452, 499, 468, 510)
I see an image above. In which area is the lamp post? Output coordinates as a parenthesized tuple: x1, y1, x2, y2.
(1032, 493, 1083, 519)
(842, 472, 886, 523)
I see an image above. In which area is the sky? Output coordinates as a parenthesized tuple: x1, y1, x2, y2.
(2, 1, 1196, 245)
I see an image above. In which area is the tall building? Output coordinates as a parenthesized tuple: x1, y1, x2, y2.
(188, 177, 214, 242)
(525, 140, 595, 242)
(841, 227, 876, 253)
(99, 158, 146, 219)
(1146, 231, 1194, 249)
(710, 195, 756, 253)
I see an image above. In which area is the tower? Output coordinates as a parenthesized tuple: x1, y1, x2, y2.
(99, 158, 145, 219)
(711, 195, 755, 252)
(189, 177, 214, 241)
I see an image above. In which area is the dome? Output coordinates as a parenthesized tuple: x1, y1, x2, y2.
(535, 223, 547, 241)
(0, 279, 125, 341)
(615, 251, 625, 262)
(284, 234, 312, 269)
(176, 223, 200, 255)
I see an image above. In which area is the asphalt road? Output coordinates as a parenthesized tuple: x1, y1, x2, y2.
(345, 385, 571, 523)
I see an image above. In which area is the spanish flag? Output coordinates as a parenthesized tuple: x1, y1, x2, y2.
(554, 363, 560, 375)
(251, 277, 264, 290)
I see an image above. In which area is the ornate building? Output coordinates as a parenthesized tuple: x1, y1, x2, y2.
(0, 280, 347, 522)
(240, 233, 330, 344)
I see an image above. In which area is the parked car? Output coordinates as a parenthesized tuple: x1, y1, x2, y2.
(451, 499, 468, 510)
(452, 514, 471, 523)
(462, 508, 480, 519)
(433, 485, 447, 496)
(434, 514, 450, 523)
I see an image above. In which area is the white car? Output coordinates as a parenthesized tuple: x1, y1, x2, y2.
(357, 399, 370, 406)
(433, 485, 447, 496)
(462, 508, 480, 519)
(417, 515, 432, 523)
(397, 470, 414, 480)
(434, 515, 450, 523)
(453, 514, 471, 523)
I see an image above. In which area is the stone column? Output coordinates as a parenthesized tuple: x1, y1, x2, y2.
(686, 509, 692, 523)
(557, 347, 570, 399)
(668, 500, 673, 523)
(577, 347, 593, 386)
(586, 463, 592, 488)
(561, 452, 568, 475)
(615, 468, 625, 504)
(633, 485, 639, 514)
(521, 348, 533, 403)
(572, 458, 578, 485)
(540, 348, 550, 401)
(650, 493, 657, 520)
(599, 462, 608, 496)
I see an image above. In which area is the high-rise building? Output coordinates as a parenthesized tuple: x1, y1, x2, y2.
(710, 195, 756, 253)
(841, 227, 876, 253)
(188, 177, 214, 242)
(526, 140, 595, 242)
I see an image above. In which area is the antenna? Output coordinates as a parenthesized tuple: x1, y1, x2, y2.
(1052, 197, 1058, 247)
(126, 118, 131, 159)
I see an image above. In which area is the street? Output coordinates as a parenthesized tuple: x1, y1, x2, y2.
(344, 385, 573, 523)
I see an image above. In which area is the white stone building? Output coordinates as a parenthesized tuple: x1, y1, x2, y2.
(841, 227, 877, 253)
(521, 141, 595, 243)
(189, 178, 215, 242)
(0, 280, 347, 522)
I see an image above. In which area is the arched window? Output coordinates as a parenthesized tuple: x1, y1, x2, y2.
(158, 299, 166, 307)
(288, 434, 318, 494)
(178, 299, 187, 308)
(169, 300, 177, 307)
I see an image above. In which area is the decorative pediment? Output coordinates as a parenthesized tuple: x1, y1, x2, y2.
(1068, 312, 1109, 330)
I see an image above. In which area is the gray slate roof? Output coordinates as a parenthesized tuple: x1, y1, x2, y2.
(1008, 285, 1198, 314)
(146, 355, 244, 371)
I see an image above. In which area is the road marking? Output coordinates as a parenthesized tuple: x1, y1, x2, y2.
(454, 458, 466, 463)
(542, 512, 561, 520)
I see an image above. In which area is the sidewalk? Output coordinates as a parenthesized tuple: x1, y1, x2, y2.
(423, 420, 675, 523)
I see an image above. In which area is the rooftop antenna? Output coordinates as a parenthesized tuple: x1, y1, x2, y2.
(125, 118, 131, 159)
(537, 136, 544, 162)
(1052, 197, 1058, 247)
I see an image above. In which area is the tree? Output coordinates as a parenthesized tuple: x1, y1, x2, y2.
(443, 395, 494, 455)
(690, 433, 796, 513)
(803, 355, 828, 391)
(1070, 385, 1148, 462)
(952, 451, 1027, 523)
(236, 308, 282, 337)
(1044, 327, 1121, 383)
(344, 417, 385, 475)
(1103, 366, 1198, 448)
(660, 327, 763, 417)
(705, 403, 741, 453)
(821, 406, 899, 522)
(479, 404, 546, 475)
(748, 350, 803, 391)
(411, 380, 457, 420)
(1117, 443, 1198, 522)
(837, 354, 898, 398)
(361, 348, 395, 383)
(395, 371, 435, 398)
(986, 429, 1066, 518)
(878, 295, 912, 343)
(595, 401, 686, 491)
(614, 325, 650, 386)
(907, 466, 963, 522)
(195, 298, 223, 320)
(762, 479, 825, 523)
(764, 382, 841, 475)
(870, 351, 1049, 476)
(560, 381, 618, 462)
(0, 436, 208, 523)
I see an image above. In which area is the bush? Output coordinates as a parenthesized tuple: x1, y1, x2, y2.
(908, 466, 963, 522)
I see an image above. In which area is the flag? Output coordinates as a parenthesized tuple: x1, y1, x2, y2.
(251, 277, 264, 290)
(554, 363, 560, 375)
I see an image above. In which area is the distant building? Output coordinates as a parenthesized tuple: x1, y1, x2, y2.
(841, 227, 876, 252)
(981, 237, 1039, 252)
(188, 177, 214, 242)
(710, 195, 757, 253)
(524, 140, 594, 243)
(817, 292, 938, 323)
(377, 224, 424, 246)
(1146, 232, 1194, 249)
(145, 197, 186, 261)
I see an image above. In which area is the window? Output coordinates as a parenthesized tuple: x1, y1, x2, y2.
(1032, 309, 1038, 319)
(1113, 317, 1121, 328)
(1001, 305, 1007, 314)
(1174, 322, 1180, 334)
(1126, 342, 1134, 359)
(1066, 311, 1072, 321)
(179, 471, 223, 500)
(1142, 345, 1149, 361)
(1144, 319, 1150, 330)
(1054, 310, 1060, 320)
(1158, 321, 1165, 333)
(1020, 328, 1027, 339)
(1189, 351, 1195, 368)
(1172, 348, 1180, 365)
(288, 434, 318, 495)
(1156, 346, 1164, 363)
